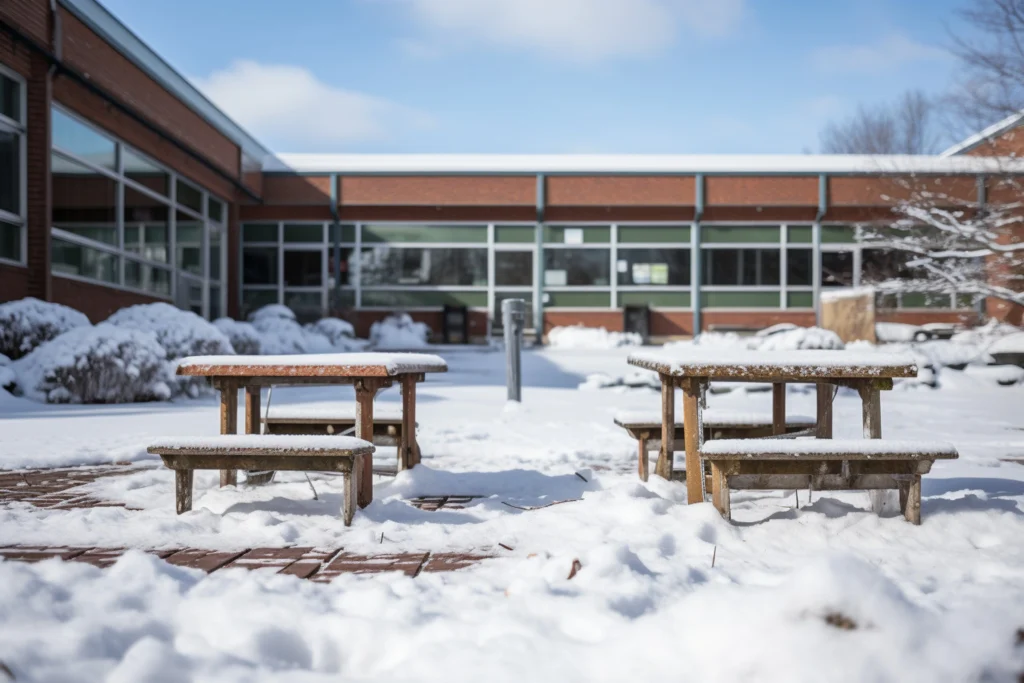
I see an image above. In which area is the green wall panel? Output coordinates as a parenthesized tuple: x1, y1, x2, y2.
(617, 225, 690, 243)
(617, 291, 691, 307)
(786, 291, 814, 308)
(821, 225, 857, 243)
(242, 224, 278, 242)
(701, 225, 780, 243)
(954, 293, 978, 309)
(544, 226, 611, 244)
(900, 292, 952, 309)
(329, 224, 356, 243)
(361, 290, 488, 307)
(362, 225, 488, 244)
(283, 223, 324, 243)
(787, 225, 812, 243)
(701, 290, 781, 308)
(495, 226, 536, 243)
(546, 291, 611, 307)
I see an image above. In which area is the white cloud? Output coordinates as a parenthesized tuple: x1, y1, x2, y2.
(192, 60, 431, 150)
(397, 0, 745, 62)
(812, 34, 948, 73)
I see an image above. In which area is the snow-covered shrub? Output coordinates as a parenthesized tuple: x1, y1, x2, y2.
(106, 303, 233, 396)
(547, 325, 641, 349)
(0, 353, 14, 392)
(249, 314, 309, 354)
(306, 317, 355, 346)
(757, 326, 844, 351)
(0, 298, 91, 360)
(12, 324, 171, 404)
(248, 304, 296, 323)
(369, 313, 431, 349)
(213, 318, 262, 355)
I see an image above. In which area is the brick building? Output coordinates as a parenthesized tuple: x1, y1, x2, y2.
(1, 0, 1021, 340)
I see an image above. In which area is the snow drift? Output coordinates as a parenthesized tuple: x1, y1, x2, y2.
(548, 325, 642, 349)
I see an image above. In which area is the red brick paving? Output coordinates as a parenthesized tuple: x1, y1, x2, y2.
(0, 464, 140, 510)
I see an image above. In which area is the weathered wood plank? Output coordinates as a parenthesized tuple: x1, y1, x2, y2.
(400, 375, 417, 470)
(637, 435, 649, 482)
(175, 469, 193, 514)
(219, 381, 238, 487)
(682, 378, 703, 504)
(772, 383, 786, 436)
(656, 375, 675, 480)
(157, 454, 360, 471)
(355, 379, 378, 508)
(858, 384, 883, 439)
(905, 476, 921, 525)
(816, 383, 834, 439)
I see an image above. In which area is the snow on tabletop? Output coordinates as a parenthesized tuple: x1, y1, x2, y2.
(176, 352, 448, 374)
(628, 348, 917, 375)
(700, 438, 958, 457)
(147, 434, 373, 452)
(265, 403, 402, 420)
(613, 409, 816, 426)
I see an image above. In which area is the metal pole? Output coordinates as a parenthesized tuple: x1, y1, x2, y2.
(502, 298, 525, 402)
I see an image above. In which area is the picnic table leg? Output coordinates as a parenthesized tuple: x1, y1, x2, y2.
(857, 383, 882, 439)
(342, 461, 357, 526)
(656, 374, 675, 480)
(637, 430, 649, 482)
(904, 476, 921, 525)
(355, 379, 378, 508)
(682, 377, 704, 504)
(772, 382, 786, 435)
(399, 375, 417, 471)
(710, 463, 730, 519)
(244, 386, 274, 486)
(175, 470, 193, 514)
(816, 382, 834, 438)
(219, 380, 238, 487)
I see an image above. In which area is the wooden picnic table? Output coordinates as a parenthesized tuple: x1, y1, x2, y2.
(626, 349, 918, 504)
(176, 352, 448, 508)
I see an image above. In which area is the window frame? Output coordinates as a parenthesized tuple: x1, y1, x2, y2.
(0, 62, 27, 266)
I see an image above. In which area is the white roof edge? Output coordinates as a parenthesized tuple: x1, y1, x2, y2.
(940, 111, 1024, 157)
(265, 153, 1024, 174)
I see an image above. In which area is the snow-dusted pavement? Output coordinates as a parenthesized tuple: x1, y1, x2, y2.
(1, 346, 1024, 681)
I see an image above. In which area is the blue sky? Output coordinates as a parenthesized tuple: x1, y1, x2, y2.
(102, 0, 968, 155)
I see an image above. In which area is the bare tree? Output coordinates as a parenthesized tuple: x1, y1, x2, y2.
(820, 91, 942, 154)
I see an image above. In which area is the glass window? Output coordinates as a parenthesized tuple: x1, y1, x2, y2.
(209, 285, 222, 320)
(51, 109, 116, 171)
(284, 290, 323, 322)
(243, 247, 278, 285)
(495, 251, 533, 286)
(208, 223, 222, 280)
(175, 210, 203, 275)
(821, 251, 854, 287)
(617, 248, 690, 286)
(284, 223, 323, 243)
(0, 72, 20, 123)
(362, 224, 487, 244)
(786, 248, 812, 286)
(544, 249, 610, 286)
(123, 185, 170, 262)
(703, 249, 780, 286)
(243, 223, 278, 242)
(242, 288, 278, 317)
(51, 239, 118, 283)
(284, 250, 322, 287)
(125, 259, 171, 296)
(123, 148, 169, 196)
(360, 247, 488, 286)
(328, 247, 354, 287)
(0, 219, 20, 261)
(862, 248, 912, 283)
(208, 197, 225, 224)
(51, 153, 118, 245)
(0, 129, 18, 216)
(175, 178, 203, 214)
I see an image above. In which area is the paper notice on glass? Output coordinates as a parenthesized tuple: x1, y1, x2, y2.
(616, 259, 628, 273)
(632, 263, 651, 285)
(544, 269, 567, 286)
(651, 263, 669, 285)
(564, 228, 584, 245)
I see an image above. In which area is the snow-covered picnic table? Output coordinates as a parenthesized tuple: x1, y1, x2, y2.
(176, 353, 448, 507)
(626, 349, 918, 506)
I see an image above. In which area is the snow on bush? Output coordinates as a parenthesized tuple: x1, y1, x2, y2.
(213, 317, 262, 355)
(987, 331, 1024, 355)
(12, 324, 171, 403)
(0, 353, 14, 392)
(0, 297, 91, 360)
(369, 313, 430, 349)
(248, 304, 296, 323)
(547, 325, 641, 349)
(305, 317, 364, 351)
(107, 303, 233, 397)
(756, 326, 844, 351)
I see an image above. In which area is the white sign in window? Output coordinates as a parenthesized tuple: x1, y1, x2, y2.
(563, 228, 584, 245)
(544, 269, 567, 286)
(632, 263, 651, 285)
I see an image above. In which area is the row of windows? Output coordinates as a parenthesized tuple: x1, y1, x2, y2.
(0, 66, 25, 264)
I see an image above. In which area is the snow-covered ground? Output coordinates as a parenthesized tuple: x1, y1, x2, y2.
(2, 346, 1024, 680)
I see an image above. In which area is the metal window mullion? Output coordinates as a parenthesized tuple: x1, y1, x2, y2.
(168, 176, 178, 302)
(692, 220, 702, 324)
(486, 223, 495, 336)
(354, 222, 362, 309)
(277, 221, 284, 304)
(812, 221, 822, 323)
(780, 223, 788, 309)
(201, 192, 210, 319)
(321, 224, 329, 316)
(610, 223, 618, 309)
(853, 246, 862, 288)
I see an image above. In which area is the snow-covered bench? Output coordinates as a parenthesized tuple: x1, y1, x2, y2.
(699, 438, 958, 524)
(614, 410, 816, 482)
(148, 435, 375, 526)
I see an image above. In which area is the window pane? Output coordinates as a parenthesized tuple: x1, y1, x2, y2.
(52, 153, 117, 245)
(175, 210, 203, 275)
(284, 223, 323, 243)
(0, 73, 20, 123)
(242, 288, 278, 317)
(862, 248, 912, 283)
(243, 223, 278, 242)
(175, 178, 203, 213)
(786, 249, 812, 286)
(208, 223, 222, 280)
(0, 129, 18, 215)
(208, 197, 225, 223)
(209, 285, 222, 320)
(327, 247, 354, 287)
(284, 250, 322, 286)
(123, 185, 170, 262)
(360, 247, 488, 286)
(125, 260, 168, 296)
(821, 251, 854, 287)
(703, 249, 779, 286)
(0, 220, 20, 261)
(617, 248, 690, 285)
(122, 147, 169, 196)
(51, 239, 118, 283)
(362, 224, 487, 243)
(495, 251, 533, 286)
(284, 290, 322, 322)
(544, 249, 610, 286)
(51, 109, 116, 171)
(243, 247, 278, 285)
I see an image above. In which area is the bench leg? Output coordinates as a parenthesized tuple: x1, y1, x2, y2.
(343, 461, 359, 527)
(710, 464, 730, 520)
(903, 476, 921, 525)
(656, 376, 675, 480)
(637, 434, 649, 482)
(244, 386, 274, 487)
(400, 375, 416, 471)
(176, 469, 193, 514)
(816, 383, 834, 438)
(772, 382, 786, 436)
(219, 382, 238, 487)
(355, 380, 378, 508)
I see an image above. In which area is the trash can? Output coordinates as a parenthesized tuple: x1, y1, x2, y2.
(442, 304, 469, 344)
(623, 304, 651, 344)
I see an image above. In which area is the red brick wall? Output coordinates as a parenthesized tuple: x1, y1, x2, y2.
(0, 264, 30, 302)
(0, 0, 50, 47)
(705, 176, 817, 206)
(702, 311, 817, 331)
(264, 176, 332, 205)
(51, 276, 163, 322)
(340, 176, 535, 206)
(546, 176, 694, 206)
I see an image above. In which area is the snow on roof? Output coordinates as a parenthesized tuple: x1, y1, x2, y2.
(176, 352, 448, 376)
(264, 153, 1024, 175)
(940, 111, 1024, 157)
(627, 349, 918, 378)
(700, 438, 958, 458)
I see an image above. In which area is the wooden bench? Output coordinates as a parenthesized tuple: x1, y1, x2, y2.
(614, 410, 816, 482)
(147, 435, 375, 526)
(699, 438, 958, 524)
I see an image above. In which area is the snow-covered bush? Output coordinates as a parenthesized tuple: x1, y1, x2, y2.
(369, 313, 430, 349)
(12, 324, 171, 404)
(248, 304, 296, 324)
(0, 353, 15, 392)
(106, 303, 233, 396)
(306, 317, 356, 347)
(213, 318, 262, 355)
(0, 298, 91, 360)
(757, 326, 844, 351)
(547, 325, 642, 349)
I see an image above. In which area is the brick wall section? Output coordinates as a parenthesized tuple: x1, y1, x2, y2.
(0, 0, 50, 46)
(340, 176, 535, 206)
(0, 265, 30, 301)
(263, 176, 332, 205)
(51, 276, 163, 322)
(705, 176, 818, 206)
(546, 176, 694, 206)
(702, 311, 817, 331)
